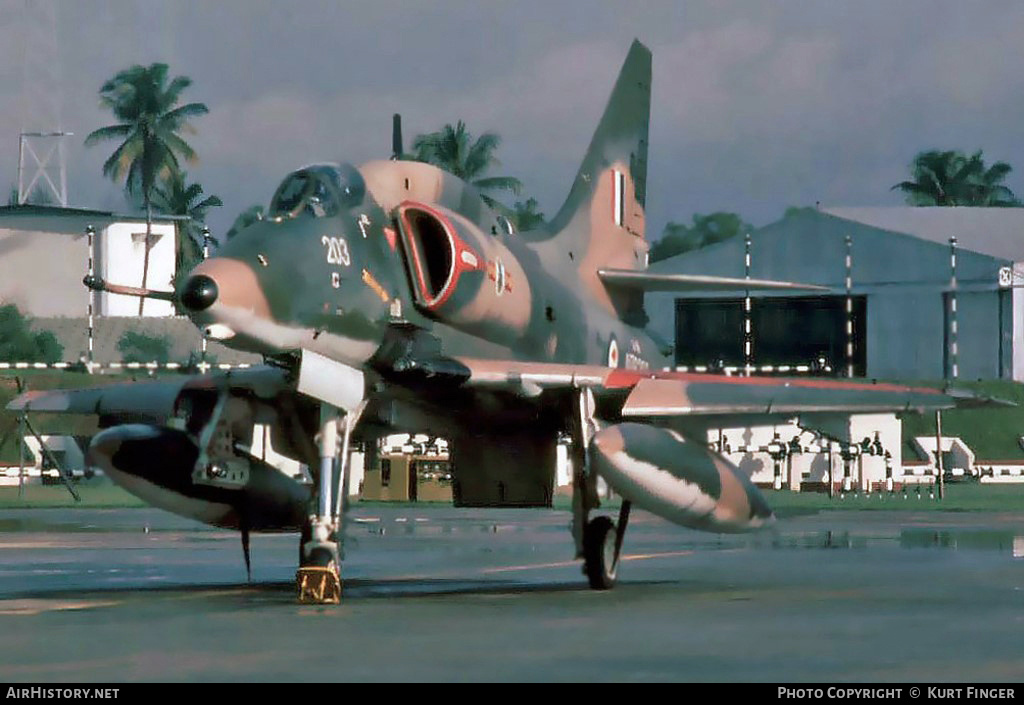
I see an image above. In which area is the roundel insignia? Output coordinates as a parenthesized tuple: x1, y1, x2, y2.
(607, 336, 620, 368)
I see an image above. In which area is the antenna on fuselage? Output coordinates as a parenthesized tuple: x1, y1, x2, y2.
(391, 113, 403, 160)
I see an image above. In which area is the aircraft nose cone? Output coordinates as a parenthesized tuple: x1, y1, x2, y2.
(180, 275, 218, 312)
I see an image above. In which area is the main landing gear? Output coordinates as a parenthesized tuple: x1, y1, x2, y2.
(571, 388, 631, 590)
(582, 501, 632, 590)
(297, 401, 365, 604)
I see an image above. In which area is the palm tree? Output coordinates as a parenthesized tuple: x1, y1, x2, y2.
(225, 204, 265, 240)
(511, 198, 545, 231)
(412, 121, 522, 210)
(151, 170, 222, 294)
(892, 150, 1020, 207)
(85, 63, 210, 314)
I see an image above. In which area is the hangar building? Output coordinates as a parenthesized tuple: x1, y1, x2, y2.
(645, 207, 1024, 381)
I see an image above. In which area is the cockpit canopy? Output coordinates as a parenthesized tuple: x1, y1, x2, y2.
(268, 163, 366, 219)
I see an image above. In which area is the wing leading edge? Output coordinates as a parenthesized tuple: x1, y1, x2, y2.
(598, 269, 829, 293)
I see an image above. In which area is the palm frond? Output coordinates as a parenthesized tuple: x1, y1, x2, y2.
(159, 102, 209, 129)
(84, 123, 132, 146)
(164, 75, 193, 106)
(159, 131, 198, 164)
(101, 136, 143, 182)
(195, 195, 223, 211)
(473, 176, 522, 195)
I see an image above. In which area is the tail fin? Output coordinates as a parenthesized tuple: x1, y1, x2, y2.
(542, 40, 652, 324)
(547, 39, 651, 249)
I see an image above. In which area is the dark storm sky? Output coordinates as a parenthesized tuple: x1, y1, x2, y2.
(1, 1, 1021, 239)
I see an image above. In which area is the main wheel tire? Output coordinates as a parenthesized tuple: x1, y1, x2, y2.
(584, 515, 619, 590)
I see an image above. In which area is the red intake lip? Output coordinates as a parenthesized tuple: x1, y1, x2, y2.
(397, 201, 483, 311)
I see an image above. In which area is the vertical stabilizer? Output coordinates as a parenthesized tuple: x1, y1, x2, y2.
(541, 40, 652, 320)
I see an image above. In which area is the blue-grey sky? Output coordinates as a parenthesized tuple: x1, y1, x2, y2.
(1, 0, 1022, 239)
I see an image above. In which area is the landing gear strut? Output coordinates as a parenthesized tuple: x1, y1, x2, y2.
(297, 401, 365, 604)
(570, 388, 631, 590)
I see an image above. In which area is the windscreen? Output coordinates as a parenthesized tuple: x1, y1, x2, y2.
(268, 163, 365, 219)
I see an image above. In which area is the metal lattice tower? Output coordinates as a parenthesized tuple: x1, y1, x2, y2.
(16, 0, 70, 206)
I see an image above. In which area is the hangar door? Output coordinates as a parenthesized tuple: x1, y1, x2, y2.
(674, 296, 867, 375)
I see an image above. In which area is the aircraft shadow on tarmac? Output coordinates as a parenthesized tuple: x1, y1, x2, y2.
(5, 577, 681, 607)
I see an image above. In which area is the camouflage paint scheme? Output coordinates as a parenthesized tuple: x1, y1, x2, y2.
(9, 40, 978, 583)
(186, 39, 658, 373)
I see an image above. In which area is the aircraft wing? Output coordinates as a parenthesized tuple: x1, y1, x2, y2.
(451, 357, 999, 418)
(11, 354, 999, 424)
(6, 365, 291, 417)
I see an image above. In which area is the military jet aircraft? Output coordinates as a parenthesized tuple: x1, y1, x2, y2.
(10, 40, 976, 603)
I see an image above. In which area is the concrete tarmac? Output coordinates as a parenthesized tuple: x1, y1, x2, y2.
(0, 504, 1022, 682)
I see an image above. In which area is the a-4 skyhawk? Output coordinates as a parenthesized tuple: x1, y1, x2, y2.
(10, 40, 982, 603)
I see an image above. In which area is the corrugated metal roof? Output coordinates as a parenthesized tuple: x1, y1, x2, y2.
(0, 204, 188, 221)
(823, 207, 1024, 262)
(0, 205, 186, 236)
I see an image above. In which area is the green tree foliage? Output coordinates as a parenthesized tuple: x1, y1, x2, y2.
(116, 331, 171, 364)
(85, 63, 210, 314)
(892, 150, 1020, 207)
(0, 304, 63, 363)
(649, 212, 752, 263)
(783, 205, 815, 218)
(225, 205, 265, 240)
(151, 169, 222, 285)
(511, 198, 546, 231)
(412, 121, 522, 210)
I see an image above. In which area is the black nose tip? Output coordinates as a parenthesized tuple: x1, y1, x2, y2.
(181, 275, 218, 312)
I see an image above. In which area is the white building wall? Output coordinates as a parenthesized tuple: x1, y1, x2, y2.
(0, 228, 86, 316)
(709, 414, 901, 489)
(99, 222, 176, 316)
(250, 424, 364, 496)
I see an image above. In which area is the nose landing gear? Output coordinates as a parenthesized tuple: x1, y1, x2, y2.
(296, 400, 365, 605)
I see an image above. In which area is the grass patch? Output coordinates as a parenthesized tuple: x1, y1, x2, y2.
(0, 483, 145, 509)
(899, 379, 1024, 461)
(765, 482, 1024, 516)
